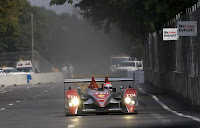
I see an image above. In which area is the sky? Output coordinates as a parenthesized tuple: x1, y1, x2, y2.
(27, 0, 77, 14)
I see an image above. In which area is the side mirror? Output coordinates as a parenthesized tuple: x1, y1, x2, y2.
(77, 87, 82, 90)
(119, 86, 124, 89)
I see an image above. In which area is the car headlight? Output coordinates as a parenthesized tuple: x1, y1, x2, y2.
(125, 97, 136, 105)
(72, 98, 79, 106)
(125, 97, 131, 104)
(131, 100, 135, 105)
(69, 98, 79, 107)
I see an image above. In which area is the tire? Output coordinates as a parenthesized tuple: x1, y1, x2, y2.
(134, 110, 138, 114)
(65, 111, 69, 117)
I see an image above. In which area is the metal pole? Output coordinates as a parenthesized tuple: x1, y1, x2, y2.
(31, 13, 34, 66)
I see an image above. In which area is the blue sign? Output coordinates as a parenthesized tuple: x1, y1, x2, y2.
(27, 75, 32, 83)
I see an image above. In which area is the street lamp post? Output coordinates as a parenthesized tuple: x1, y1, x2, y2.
(31, 13, 34, 66)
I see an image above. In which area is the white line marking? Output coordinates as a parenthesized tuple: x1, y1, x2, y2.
(137, 85, 200, 123)
(16, 101, 20, 103)
(8, 104, 13, 106)
(138, 87, 145, 93)
(0, 108, 6, 111)
(68, 125, 75, 128)
(44, 90, 48, 93)
(1, 91, 7, 94)
(138, 87, 142, 91)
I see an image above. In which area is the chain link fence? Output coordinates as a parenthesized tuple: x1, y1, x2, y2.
(0, 51, 53, 73)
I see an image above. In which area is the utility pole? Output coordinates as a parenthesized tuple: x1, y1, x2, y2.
(31, 13, 34, 66)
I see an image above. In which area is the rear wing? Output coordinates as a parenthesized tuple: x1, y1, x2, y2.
(64, 78, 134, 83)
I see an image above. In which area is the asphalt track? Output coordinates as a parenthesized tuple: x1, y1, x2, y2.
(1, 81, 200, 128)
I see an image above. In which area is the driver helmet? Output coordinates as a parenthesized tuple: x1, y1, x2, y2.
(103, 82, 112, 89)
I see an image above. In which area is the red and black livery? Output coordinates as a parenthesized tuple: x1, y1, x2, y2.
(64, 77, 138, 116)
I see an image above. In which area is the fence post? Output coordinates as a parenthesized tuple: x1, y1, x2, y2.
(198, 0, 200, 8)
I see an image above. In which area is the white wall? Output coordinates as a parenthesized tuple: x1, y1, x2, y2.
(0, 72, 64, 86)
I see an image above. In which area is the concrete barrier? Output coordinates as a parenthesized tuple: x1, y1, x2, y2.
(145, 69, 200, 105)
(0, 72, 64, 86)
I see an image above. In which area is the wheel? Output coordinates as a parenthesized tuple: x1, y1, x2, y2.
(134, 110, 138, 114)
(65, 111, 69, 116)
(65, 108, 72, 116)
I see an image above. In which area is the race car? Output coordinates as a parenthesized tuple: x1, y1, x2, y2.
(64, 77, 138, 116)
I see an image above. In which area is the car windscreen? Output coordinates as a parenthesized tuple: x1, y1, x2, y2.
(120, 62, 135, 67)
(112, 58, 131, 65)
(4, 69, 18, 73)
(136, 62, 143, 67)
(17, 67, 34, 72)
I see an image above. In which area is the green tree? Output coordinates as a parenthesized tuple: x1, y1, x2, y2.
(50, 0, 198, 58)
(0, 0, 27, 52)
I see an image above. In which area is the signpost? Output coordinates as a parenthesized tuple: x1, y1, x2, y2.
(27, 75, 32, 83)
(163, 28, 179, 41)
(177, 21, 197, 36)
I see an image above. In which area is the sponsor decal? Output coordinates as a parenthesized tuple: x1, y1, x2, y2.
(92, 92, 111, 107)
(67, 95, 78, 99)
(98, 95, 105, 98)
(95, 92, 109, 95)
(93, 92, 110, 102)
(126, 94, 136, 97)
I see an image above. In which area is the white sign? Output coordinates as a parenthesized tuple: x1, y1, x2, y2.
(16, 60, 33, 68)
(178, 21, 197, 36)
(163, 28, 178, 41)
(135, 71, 144, 84)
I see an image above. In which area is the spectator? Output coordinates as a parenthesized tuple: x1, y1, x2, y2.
(68, 63, 73, 78)
(51, 66, 56, 72)
(55, 67, 59, 72)
(62, 64, 68, 78)
(0, 69, 5, 76)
